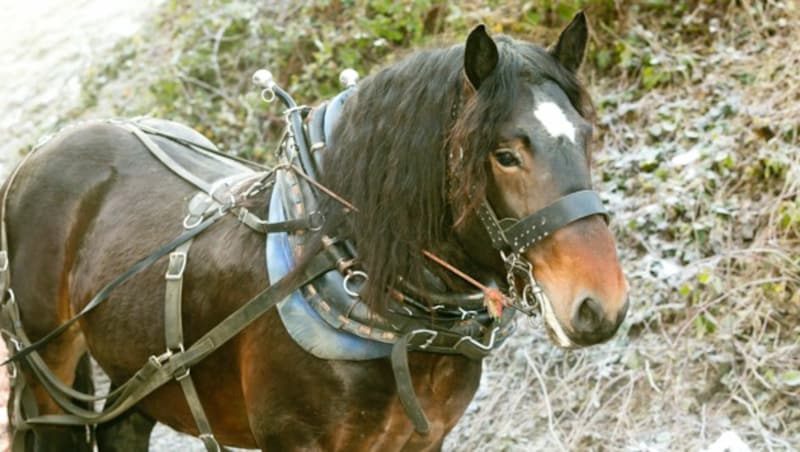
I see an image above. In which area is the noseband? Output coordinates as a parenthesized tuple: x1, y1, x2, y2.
(477, 190, 608, 255)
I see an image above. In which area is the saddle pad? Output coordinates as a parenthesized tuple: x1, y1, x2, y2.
(266, 182, 391, 360)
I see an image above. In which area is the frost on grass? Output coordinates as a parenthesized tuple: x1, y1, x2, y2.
(448, 3, 800, 451)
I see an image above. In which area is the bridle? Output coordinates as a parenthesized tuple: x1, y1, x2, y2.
(448, 82, 609, 318)
(476, 191, 608, 317)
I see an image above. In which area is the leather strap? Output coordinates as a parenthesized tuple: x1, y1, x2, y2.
(163, 239, 222, 452)
(165, 240, 192, 352)
(237, 207, 321, 234)
(478, 190, 607, 253)
(19, 249, 336, 427)
(391, 332, 430, 434)
(3, 210, 226, 366)
(128, 125, 213, 194)
(389, 319, 512, 435)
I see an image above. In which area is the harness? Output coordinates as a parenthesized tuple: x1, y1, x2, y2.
(0, 69, 608, 450)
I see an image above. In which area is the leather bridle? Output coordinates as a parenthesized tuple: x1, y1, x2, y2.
(477, 190, 608, 255)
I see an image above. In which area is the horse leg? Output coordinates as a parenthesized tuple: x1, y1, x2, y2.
(96, 385, 156, 452)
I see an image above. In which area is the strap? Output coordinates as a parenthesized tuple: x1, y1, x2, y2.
(133, 121, 270, 172)
(0, 148, 39, 305)
(126, 125, 213, 194)
(503, 190, 606, 253)
(20, 249, 336, 427)
(236, 208, 322, 234)
(177, 373, 221, 452)
(163, 239, 222, 452)
(390, 332, 430, 434)
(477, 190, 607, 253)
(3, 210, 226, 366)
(165, 240, 192, 352)
(476, 200, 510, 251)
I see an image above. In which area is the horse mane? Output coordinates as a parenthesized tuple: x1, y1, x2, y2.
(309, 35, 594, 314)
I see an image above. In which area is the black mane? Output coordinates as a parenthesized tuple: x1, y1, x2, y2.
(314, 35, 593, 313)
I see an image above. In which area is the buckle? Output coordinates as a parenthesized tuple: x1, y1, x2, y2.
(165, 252, 187, 281)
(183, 214, 203, 230)
(149, 343, 184, 368)
(174, 366, 191, 381)
(0, 251, 8, 272)
(199, 433, 222, 452)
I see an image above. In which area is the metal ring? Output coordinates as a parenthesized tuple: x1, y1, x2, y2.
(261, 88, 275, 103)
(308, 211, 325, 231)
(183, 214, 202, 230)
(342, 271, 367, 298)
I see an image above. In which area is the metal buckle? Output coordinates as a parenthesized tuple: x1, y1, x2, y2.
(0, 251, 8, 272)
(199, 433, 222, 452)
(165, 252, 187, 281)
(9, 337, 21, 351)
(458, 307, 477, 320)
(174, 366, 191, 381)
(149, 342, 183, 368)
(149, 350, 170, 368)
(410, 329, 438, 350)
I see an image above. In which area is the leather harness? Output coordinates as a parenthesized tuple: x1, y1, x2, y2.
(0, 77, 608, 449)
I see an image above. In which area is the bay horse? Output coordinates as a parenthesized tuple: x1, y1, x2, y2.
(1, 12, 627, 451)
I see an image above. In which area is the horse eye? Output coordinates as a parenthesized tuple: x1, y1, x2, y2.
(493, 149, 522, 167)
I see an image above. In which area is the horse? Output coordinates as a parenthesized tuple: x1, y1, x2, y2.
(1, 12, 628, 451)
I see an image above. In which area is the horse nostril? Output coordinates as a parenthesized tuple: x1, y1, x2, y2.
(573, 297, 603, 334)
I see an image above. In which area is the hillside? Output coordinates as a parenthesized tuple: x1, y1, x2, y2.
(6, 1, 800, 450)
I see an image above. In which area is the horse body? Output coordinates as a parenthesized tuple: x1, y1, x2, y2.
(5, 121, 479, 450)
(3, 13, 629, 451)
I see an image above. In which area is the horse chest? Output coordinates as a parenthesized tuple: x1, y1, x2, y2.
(316, 354, 482, 451)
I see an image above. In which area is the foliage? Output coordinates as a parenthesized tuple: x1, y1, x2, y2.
(72, 0, 730, 160)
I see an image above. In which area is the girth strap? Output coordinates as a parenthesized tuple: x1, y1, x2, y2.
(478, 190, 608, 253)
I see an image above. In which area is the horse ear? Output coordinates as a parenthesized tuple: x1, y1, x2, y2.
(464, 24, 499, 90)
(550, 11, 588, 73)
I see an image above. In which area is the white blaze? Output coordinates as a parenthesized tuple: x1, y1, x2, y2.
(534, 101, 576, 144)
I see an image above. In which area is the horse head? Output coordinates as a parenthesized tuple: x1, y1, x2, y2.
(450, 13, 628, 347)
